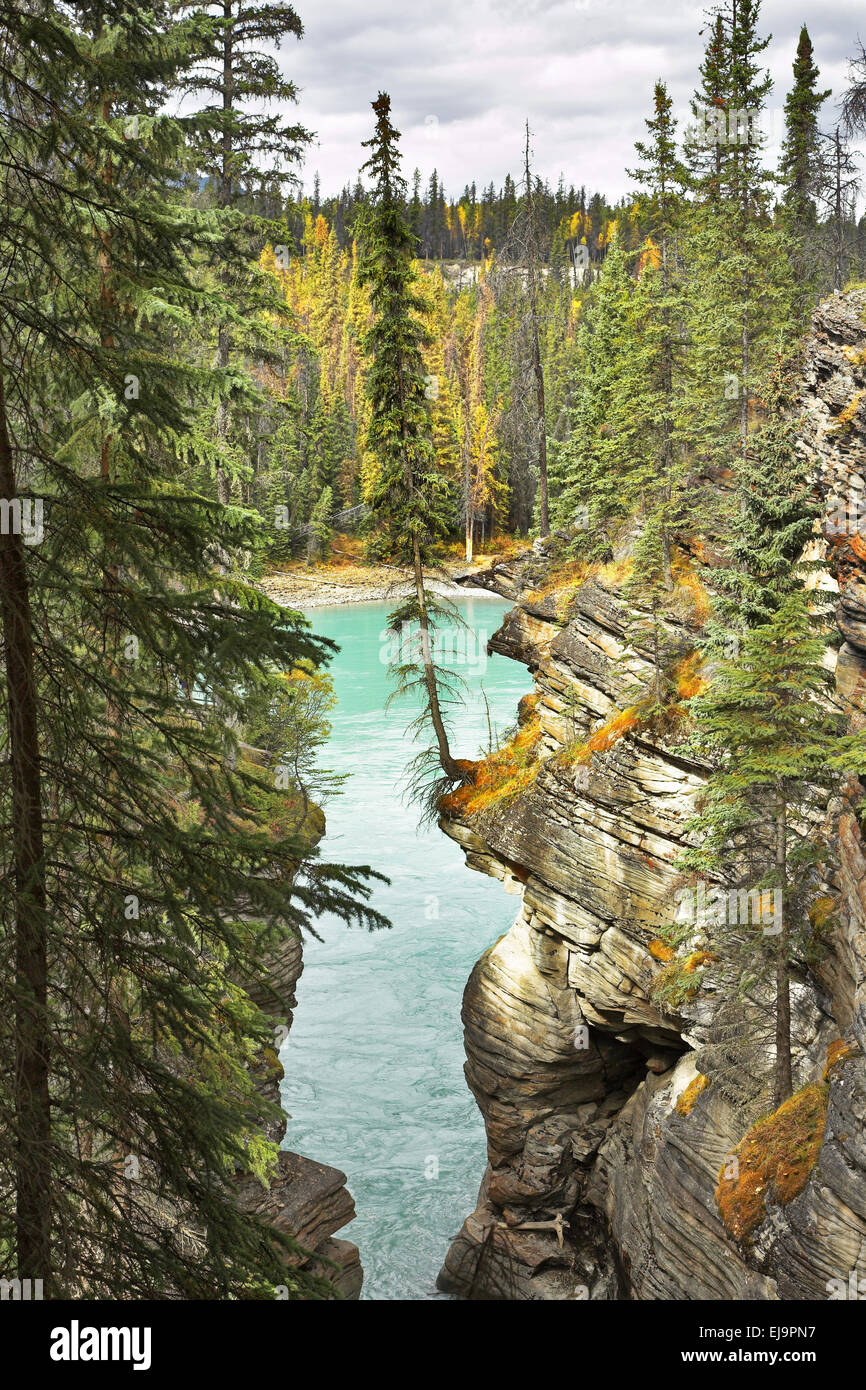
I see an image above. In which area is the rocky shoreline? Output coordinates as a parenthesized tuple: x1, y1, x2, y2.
(233, 912, 365, 1298)
(260, 554, 517, 610)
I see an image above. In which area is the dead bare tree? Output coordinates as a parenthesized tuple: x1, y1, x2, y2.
(487, 122, 551, 537)
(816, 126, 860, 292)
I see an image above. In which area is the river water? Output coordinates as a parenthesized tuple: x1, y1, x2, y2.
(280, 592, 530, 1300)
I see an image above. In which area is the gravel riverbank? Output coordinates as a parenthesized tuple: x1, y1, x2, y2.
(259, 555, 509, 610)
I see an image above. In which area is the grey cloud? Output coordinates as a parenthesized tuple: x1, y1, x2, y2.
(283, 0, 866, 198)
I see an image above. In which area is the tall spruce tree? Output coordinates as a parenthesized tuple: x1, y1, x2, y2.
(180, 0, 313, 505)
(780, 26, 830, 233)
(681, 591, 856, 1108)
(357, 93, 462, 788)
(627, 81, 688, 593)
(0, 0, 384, 1297)
(779, 26, 830, 319)
(679, 384, 866, 1106)
(684, 0, 794, 468)
(550, 233, 634, 552)
(684, 11, 730, 198)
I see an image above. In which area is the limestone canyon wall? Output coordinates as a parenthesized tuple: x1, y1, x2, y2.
(236, 872, 363, 1297)
(437, 291, 866, 1301)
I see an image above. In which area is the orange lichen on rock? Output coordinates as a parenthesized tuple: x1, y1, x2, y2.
(569, 705, 642, 765)
(676, 1073, 711, 1116)
(525, 556, 632, 611)
(670, 551, 712, 624)
(808, 895, 837, 931)
(715, 1083, 828, 1244)
(439, 713, 543, 818)
(649, 937, 675, 962)
(823, 1038, 859, 1080)
(836, 389, 866, 430)
(525, 560, 587, 605)
(517, 691, 540, 721)
(683, 950, 717, 973)
(674, 651, 707, 700)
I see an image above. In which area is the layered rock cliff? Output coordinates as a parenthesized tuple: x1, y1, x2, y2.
(230, 779, 362, 1299)
(236, 928, 363, 1299)
(437, 291, 866, 1301)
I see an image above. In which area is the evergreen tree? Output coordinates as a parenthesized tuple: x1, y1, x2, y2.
(779, 26, 830, 319)
(0, 0, 384, 1297)
(684, 12, 731, 198)
(551, 234, 635, 549)
(684, 0, 793, 467)
(681, 589, 859, 1107)
(780, 26, 830, 232)
(627, 80, 688, 591)
(357, 93, 462, 786)
(307, 484, 334, 561)
(181, 0, 313, 505)
(679, 388, 865, 1106)
(708, 371, 819, 638)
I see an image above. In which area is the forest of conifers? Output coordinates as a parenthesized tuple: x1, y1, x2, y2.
(157, 27, 866, 575)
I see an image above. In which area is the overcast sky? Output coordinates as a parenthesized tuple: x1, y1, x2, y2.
(280, 0, 866, 201)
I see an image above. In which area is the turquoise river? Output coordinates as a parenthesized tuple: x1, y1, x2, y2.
(280, 592, 530, 1300)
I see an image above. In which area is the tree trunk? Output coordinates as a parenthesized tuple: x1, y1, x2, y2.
(215, 6, 234, 507)
(99, 93, 120, 720)
(531, 326, 549, 537)
(412, 538, 461, 782)
(659, 224, 674, 591)
(774, 795, 793, 1106)
(740, 302, 749, 462)
(0, 363, 51, 1284)
(216, 334, 231, 507)
(463, 416, 473, 563)
(834, 130, 843, 293)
